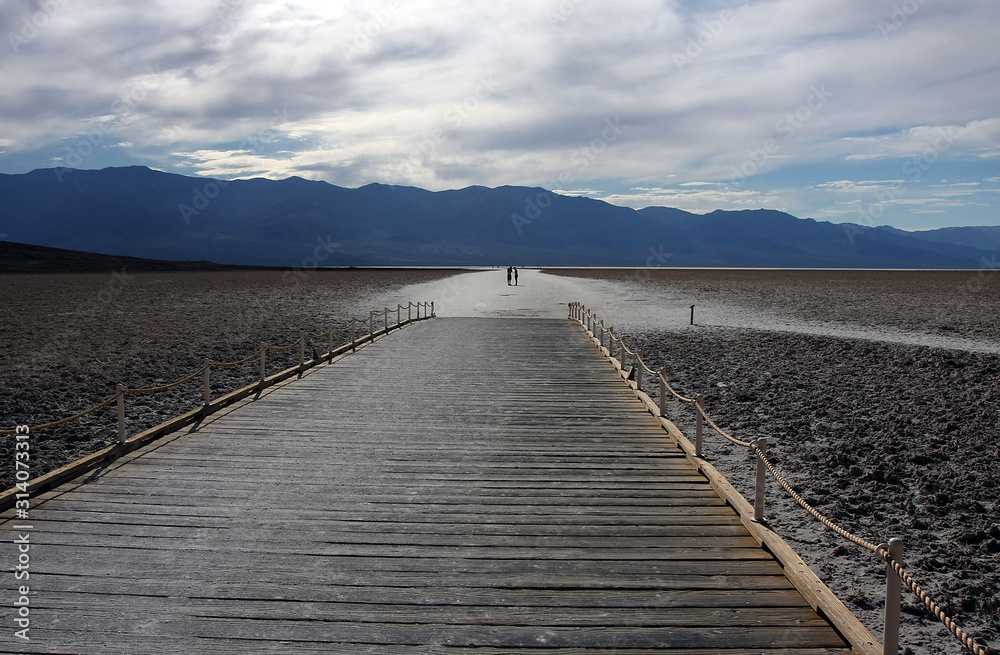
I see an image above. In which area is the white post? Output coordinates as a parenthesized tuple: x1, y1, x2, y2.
(753, 438, 767, 522)
(370, 311, 375, 335)
(259, 345, 267, 387)
(659, 371, 666, 417)
(431, 301, 435, 316)
(203, 360, 211, 407)
(883, 538, 904, 655)
(384, 307, 389, 332)
(116, 385, 127, 444)
(409, 303, 412, 321)
(298, 334, 305, 378)
(695, 396, 704, 457)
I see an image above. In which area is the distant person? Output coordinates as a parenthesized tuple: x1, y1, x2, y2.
(513, 267, 518, 286)
(507, 266, 512, 286)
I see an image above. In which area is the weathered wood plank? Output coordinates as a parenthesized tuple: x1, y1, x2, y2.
(0, 318, 870, 653)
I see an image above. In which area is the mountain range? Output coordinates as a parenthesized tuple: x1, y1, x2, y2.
(1, 165, 998, 268)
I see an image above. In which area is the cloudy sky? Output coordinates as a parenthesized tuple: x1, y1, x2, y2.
(2, 0, 998, 229)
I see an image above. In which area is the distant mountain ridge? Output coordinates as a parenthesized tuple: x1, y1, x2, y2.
(0, 166, 996, 268)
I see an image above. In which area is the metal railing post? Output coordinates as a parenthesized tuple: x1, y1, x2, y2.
(116, 385, 127, 443)
(753, 438, 768, 522)
(695, 395, 704, 457)
(203, 360, 211, 408)
(883, 538, 904, 655)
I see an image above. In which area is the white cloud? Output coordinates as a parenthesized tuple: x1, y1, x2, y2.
(0, 0, 998, 228)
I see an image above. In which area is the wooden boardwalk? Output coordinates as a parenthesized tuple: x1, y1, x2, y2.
(3, 318, 860, 653)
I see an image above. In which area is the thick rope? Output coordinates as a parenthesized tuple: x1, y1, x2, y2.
(753, 442, 880, 552)
(263, 337, 303, 353)
(753, 444, 987, 655)
(880, 552, 988, 655)
(2, 305, 426, 435)
(0, 392, 123, 435)
(205, 347, 267, 368)
(124, 366, 208, 394)
(578, 306, 988, 655)
(701, 410, 754, 449)
(658, 373, 697, 404)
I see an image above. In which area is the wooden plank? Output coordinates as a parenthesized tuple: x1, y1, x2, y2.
(0, 317, 870, 653)
(573, 320, 883, 655)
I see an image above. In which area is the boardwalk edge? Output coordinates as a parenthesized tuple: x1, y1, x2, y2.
(571, 318, 883, 655)
(0, 315, 432, 512)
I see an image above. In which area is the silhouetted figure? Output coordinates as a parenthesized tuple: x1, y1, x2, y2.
(513, 267, 518, 286)
(506, 266, 512, 285)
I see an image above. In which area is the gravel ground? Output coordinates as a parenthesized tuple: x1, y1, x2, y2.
(550, 268, 1000, 655)
(0, 269, 460, 489)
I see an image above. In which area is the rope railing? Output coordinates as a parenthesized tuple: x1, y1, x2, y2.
(568, 302, 989, 655)
(0, 302, 434, 439)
